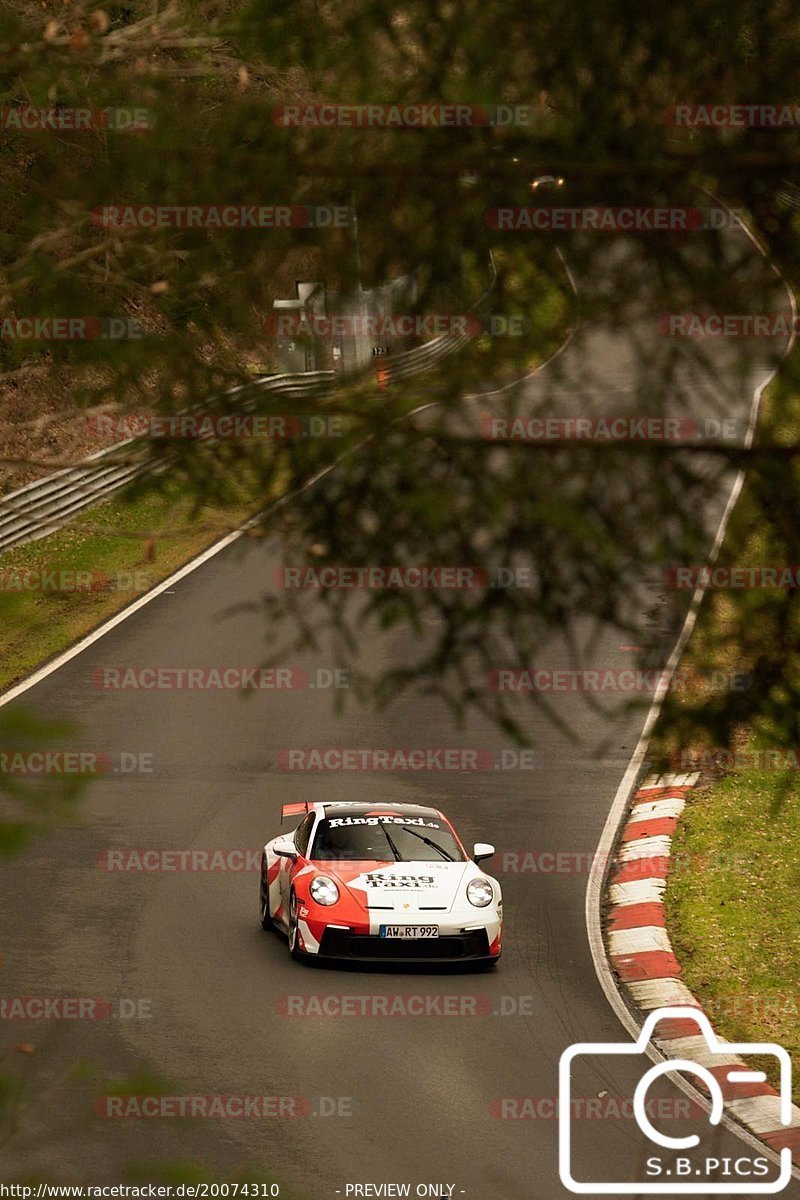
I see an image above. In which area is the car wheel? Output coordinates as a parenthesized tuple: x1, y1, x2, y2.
(287, 890, 305, 960)
(259, 857, 275, 932)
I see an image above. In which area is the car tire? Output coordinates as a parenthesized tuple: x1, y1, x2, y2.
(287, 890, 305, 960)
(259, 856, 276, 932)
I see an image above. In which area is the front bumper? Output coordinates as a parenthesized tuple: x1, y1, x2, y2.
(317, 927, 496, 962)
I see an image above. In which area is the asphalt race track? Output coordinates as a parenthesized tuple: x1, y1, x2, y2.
(1, 219, 797, 1199)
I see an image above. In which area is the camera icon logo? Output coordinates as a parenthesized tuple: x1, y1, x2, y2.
(559, 1006, 793, 1193)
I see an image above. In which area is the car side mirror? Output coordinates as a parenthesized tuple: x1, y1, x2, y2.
(473, 842, 495, 862)
(273, 838, 298, 860)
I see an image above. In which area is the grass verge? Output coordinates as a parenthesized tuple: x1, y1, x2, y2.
(653, 357, 800, 1104)
(0, 475, 257, 694)
(665, 762, 800, 1103)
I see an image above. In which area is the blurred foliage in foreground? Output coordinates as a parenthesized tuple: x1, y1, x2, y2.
(1, 0, 800, 779)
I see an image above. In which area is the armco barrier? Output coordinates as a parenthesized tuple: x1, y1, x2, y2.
(0, 256, 497, 554)
(0, 371, 334, 553)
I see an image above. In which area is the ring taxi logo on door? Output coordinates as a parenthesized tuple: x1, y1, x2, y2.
(558, 1007, 794, 1193)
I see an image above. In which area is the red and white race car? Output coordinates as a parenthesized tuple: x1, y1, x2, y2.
(259, 801, 502, 964)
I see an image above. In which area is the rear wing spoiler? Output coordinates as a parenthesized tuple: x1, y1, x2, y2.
(281, 801, 311, 825)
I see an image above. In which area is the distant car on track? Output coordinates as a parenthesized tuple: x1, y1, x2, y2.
(259, 801, 502, 965)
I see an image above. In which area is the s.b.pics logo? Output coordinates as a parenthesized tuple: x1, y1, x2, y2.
(559, 1007, 794, 1193)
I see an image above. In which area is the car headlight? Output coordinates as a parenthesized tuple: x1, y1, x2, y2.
(309, 875, 339, 906)
(467, 878, 493, 907)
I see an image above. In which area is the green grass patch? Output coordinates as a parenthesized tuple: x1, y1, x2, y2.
(652, 358, 800, 1100)
(0, 475, 259, 694)
(665, 760, 800, 1102)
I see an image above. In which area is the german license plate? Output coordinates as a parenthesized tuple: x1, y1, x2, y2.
(379, 925, 439, 939)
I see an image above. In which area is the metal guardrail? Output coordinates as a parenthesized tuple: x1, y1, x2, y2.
(384, 251, 498, 383)
(0, 258, 497, 554)
(0, 440, 159, 555)
(382, 327, 472, 382)
(0, 371, 335, 554)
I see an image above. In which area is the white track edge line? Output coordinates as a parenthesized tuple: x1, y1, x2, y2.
(0, 455, 344, 710)
(0, 528, 245, 709)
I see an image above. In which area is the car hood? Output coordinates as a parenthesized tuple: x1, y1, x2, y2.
(313, 859, 485, 914)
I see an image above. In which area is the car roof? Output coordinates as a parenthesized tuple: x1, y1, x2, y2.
(316, 801, 445, 821)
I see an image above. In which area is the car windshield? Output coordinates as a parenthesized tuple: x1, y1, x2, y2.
(310, 815, 466, 862)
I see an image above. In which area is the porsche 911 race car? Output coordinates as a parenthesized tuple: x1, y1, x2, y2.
(259, 801, 502, 964)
